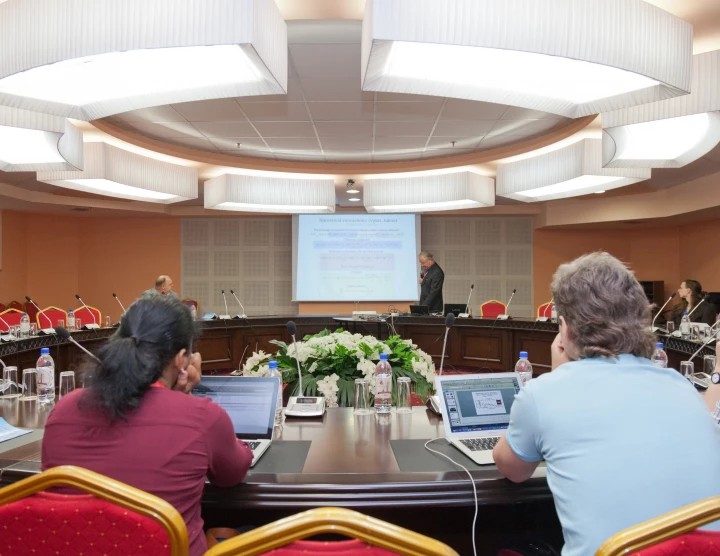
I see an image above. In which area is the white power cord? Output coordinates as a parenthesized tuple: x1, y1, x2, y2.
(424, 437, 479, 556)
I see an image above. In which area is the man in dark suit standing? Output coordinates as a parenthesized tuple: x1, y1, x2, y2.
(419, 251, 444, 313)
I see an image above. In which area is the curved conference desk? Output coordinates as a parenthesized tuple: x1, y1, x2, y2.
(0, 316, 715, 553)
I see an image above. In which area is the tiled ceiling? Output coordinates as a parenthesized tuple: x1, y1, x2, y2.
(103, 21, 571, 163)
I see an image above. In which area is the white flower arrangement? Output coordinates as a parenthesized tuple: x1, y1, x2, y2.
(239, 329, 436, 407)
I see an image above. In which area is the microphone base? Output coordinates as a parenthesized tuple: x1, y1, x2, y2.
(232, 314, 247, 319)
(83, 324, 100, 330)
(38, 328, 56, 335)
(691, 372, 711, 390)
(284, 396, 326, 418)
(218, 314, 232, 320)
(536, 317, 549, 322)
(497, 314, 511, 320)
(457, 313, 471, 318)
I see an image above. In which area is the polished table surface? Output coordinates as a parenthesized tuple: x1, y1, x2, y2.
(0, 401, 553, 509)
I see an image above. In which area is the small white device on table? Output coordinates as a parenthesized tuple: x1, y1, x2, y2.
(283, 320, 326, 418)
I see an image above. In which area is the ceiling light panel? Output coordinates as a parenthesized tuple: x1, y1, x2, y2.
(37, 142, 197, 203)
(603, 50, 720, 169)
(496, 139, 650, 202)
(364, 172, 494, 213)
(0, 0, 287, 120)
(0, 106, 82, 172)
(361, 0, 692, 119)
(205, 174, 336, 214)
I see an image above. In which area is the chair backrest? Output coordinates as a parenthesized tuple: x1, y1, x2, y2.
(0, 465, 189, 556)
(182, 298, 198, 311)
(480, 300, 507, 318)
(37, 306, 68, 328)
(204, 507, 459, 556)
(595, 496, 720, 556)
(537, 302, 553, 318)
(25, 302, 39, 326)
(74, 305, 102, 326)
(0, 308, 24, 332)
(6, 300, 23, 311)
(0, 303, 5, 312)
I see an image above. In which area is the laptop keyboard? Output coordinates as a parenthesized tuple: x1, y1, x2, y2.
(245, 441, 261, 451)
(460, 437, 500, 451)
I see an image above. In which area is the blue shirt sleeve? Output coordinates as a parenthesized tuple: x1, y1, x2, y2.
(505, 384, 543, 463)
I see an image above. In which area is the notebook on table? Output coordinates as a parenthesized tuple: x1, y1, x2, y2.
(435, 373, 521, 465)
(192, 376, 279, 467)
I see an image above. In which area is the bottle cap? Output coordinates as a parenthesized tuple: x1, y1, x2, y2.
(684, 311, 689, 315)
(656, 342, 664, 349)
(268, 360, 278, 368)
(21, 313, 26, 316)
(40, 348, 49, 354)
(519, 351, 528, 358)
(380, 353, 388, 360)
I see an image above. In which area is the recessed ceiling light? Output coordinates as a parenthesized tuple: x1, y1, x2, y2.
(348, 198, 361, 202)
(66, 179, 176, 200)
(346, 189, 360, 194)
(594, 190, 606, 194)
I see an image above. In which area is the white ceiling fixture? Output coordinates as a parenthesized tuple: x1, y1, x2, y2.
(496, 139, 650, 202)
(361, 0, 692, 119)
(37, 143, 197, 203)
(603, 50, 720, 169)
(0, 0, 287, 121)
(205, 174, 336, 214)
(0, 106, 82, 171)
(364, 172, 494, 213)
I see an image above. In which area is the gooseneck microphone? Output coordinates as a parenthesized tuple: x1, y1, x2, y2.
(229, 289, 247, 318)
(497, 289, 517, 320)
(55, 326, 101, 363)
(439, 312, 455, 376)
(687, 297, 706, 319)
(112, 292, 127, 313)
(75, 294, 98, 328)
(25, 295, 52, 330)
(220, 290, 231, 319)
(464, 284, 475, 315)
(287, 320, 303, 395)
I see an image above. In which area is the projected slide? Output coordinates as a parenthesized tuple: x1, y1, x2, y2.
(296, 214, 419, 301)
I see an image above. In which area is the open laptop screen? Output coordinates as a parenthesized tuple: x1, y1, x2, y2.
(192, 376, 278, 440)
(441, 376, 520, 433)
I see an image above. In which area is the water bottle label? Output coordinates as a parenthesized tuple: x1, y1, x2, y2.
(375, 376, 391, 399)
(20, 322, 29, 332)
(38, 367, 54, 389)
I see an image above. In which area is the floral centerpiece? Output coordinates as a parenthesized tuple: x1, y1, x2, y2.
(234, 328, 436, 407)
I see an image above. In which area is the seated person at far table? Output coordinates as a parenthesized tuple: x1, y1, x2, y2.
(42, 296, 253, 556)
(493, 252, 720, 556)
(669, 279, 716, 327)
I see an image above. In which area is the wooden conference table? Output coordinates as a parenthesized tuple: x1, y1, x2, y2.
(0, 316, 716, 552)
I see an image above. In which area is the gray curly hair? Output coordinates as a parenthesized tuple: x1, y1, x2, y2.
(551, 252, 655, 359)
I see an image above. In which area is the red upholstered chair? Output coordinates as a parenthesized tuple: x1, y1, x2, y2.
(480, 300, 507, 318)
(6, 300, 23, 311)
(537, 301, 553, 319)
(0, 308, 23, 332)
(0, 465, 189, 556)
(595, 495, 720, 556)
(36, 306, 68, 329)
(74, 305, 102, 327)
(204, 507, 459, 556)
(25, 302, 38, 327)
(0, 303, 5, 312)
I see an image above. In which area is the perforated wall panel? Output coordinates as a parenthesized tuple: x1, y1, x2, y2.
(420, 217, 534, 318)
(181, 218, 297, 316)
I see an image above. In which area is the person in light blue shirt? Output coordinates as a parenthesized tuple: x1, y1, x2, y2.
(493, 252, 720, 556)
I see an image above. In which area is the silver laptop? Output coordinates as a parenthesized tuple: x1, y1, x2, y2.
(192, 376, 279, 467)
(436, 373, 521, 465)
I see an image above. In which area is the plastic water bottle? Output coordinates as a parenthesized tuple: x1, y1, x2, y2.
(680, 312, 691, 339)
(515, 351, 533, 387)
(190, 304, 197, 320)
(267, 360, 284, 426)
(67, 309, 75, 331)
(550, 304, 557, 323)
(652, 342, 668, 368)
(374, 353, 392, 414)
(19, 313, 30, 338)
(37, 347, 55, 403)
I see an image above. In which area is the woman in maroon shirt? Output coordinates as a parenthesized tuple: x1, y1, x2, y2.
(42, 296, 253, 556)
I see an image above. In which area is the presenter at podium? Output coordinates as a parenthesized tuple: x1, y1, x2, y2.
(418, 251, 444, 313)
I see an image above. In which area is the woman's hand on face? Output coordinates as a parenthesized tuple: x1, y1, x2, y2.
(551, 333, 572, 370)
(174, 352, 202, 393)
